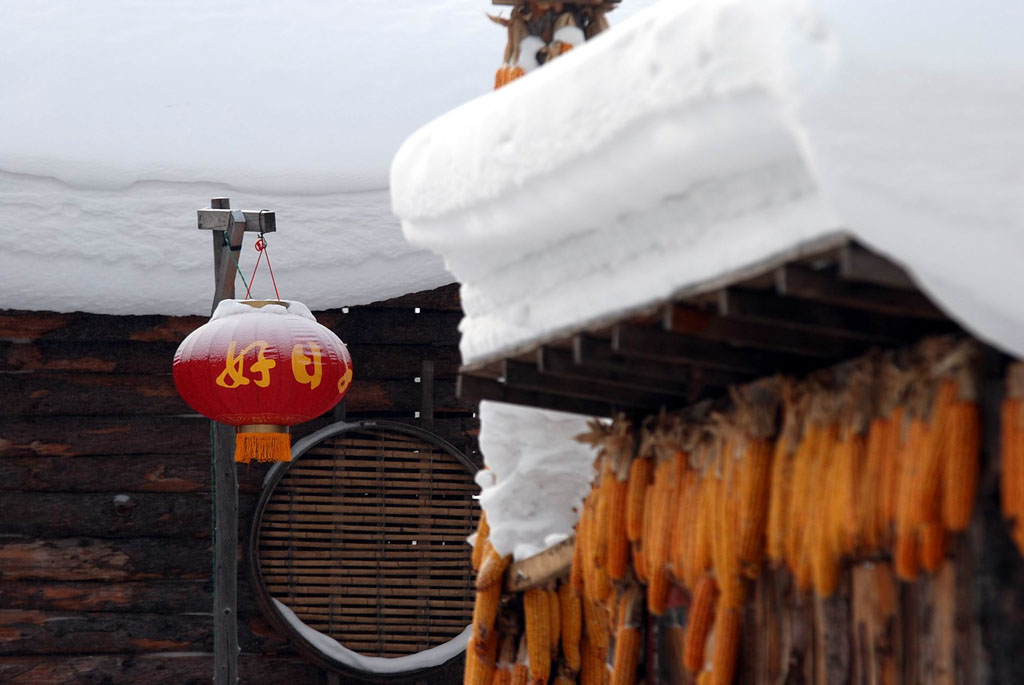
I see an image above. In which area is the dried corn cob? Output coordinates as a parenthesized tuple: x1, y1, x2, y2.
(895, 417, 926, 581)
(465, 628, 499, 685)
(882, 406, 906, 531)
(670, 468, 698, 587)
(766, 435, 793, 565)
(583, 596, 611, 657)
(524, 588, 552, 683)
(836, 434, 866, 557)
(491, 665, 512, 685)
(941, 392, 981, 531)
(809, 426, 840, 597)
(693, 471, 713, 581)
(580, 634, 605, 685)
(559, 581, 582, 673)
(610, 626, 640, 685)
(709, 604, 741, 685)
(610, 586, 641, 685)
(861, 417, 889, 553)
(606, 472, 631, 580)
(473, 547, 511, 642)
(626, 456, 653, 542)
(473, 512, 491, 572)
(919, 521, 946, 572)
(738, 438, 773, 578)
(679, 471, 706, 590)
(786, 424, 817, 579)
(632, 540, 649, 585)
(910, 382, 956, 527)
(683, 575, 718, 674)
(548, 586, 561, 657)
(645, 456, 674, 582)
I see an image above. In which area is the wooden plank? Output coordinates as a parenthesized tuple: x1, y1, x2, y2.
(0, 538, 212, 582)
(0, 308, 461, 345)
(198, 207, 277, 233)
(0, 454, 273, 495)
(421, 359, 435, 429)
(0, 654, 326, 685)
(663, 304, 873, 359)
(504, 537, 574, 592)
(0, 580, 215, 614)
(537, 347, 695, 397)
(503, 359, 682, 410)
(775, 265, 947, 320)
(314, 309, 462, 346)
(838, 243, 916, 290)
(719, 287, 948, 341)
(457, 373, 610, 417)
(611, 324, 800, 376)
(0, 373, 466, 417)
(0, 492, 255, 539)
(1, 414, 479, 464)
(0, 340, 460, 379)
(573, 334, 748, 389)
(0, 609, 211, 655)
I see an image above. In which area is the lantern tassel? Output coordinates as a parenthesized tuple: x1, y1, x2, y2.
(235, 427, 291, 463)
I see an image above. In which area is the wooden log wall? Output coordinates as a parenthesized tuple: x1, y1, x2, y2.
(0, 283, 479, 684)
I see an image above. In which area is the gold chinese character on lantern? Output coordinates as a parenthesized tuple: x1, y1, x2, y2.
(292, 342, 323, 389)
(216, 340, 276, 389)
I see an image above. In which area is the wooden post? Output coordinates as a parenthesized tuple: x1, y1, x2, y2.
(210, 197, 241, 685)
(421, 359, 435, 429)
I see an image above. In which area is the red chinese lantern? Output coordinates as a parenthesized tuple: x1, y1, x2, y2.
(173, 299, 353, 463)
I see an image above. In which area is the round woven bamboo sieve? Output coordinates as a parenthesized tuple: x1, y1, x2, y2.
(250, 420, 478, 679)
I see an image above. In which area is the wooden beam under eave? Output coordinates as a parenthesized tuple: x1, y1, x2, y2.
(457, 373, 612, 417)
(573, 334, 749, 392)
(502, 359, 680, 410)
(775, 265, 947, 320)
(537, 347, 694, 398)
(719, 287, 950, 342)
(611, 324, 807, 376)
(662, 303, 874, 360)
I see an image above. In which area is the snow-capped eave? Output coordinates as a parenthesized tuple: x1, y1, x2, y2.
(460, 231, 853, 374)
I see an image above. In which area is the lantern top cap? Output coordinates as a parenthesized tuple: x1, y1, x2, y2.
(211, 298, 316, 322)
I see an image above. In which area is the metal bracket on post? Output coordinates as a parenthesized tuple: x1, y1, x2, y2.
(197, 197, 276, 685)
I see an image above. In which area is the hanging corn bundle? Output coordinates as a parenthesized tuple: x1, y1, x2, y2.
(464, 335, 991, 685)
(489, 2, 615, 90)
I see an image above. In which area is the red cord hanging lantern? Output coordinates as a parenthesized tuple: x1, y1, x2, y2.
(173, 299, 353, 463)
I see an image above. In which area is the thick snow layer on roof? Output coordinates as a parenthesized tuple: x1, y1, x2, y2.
(392, 0, 1024, 362)
(1, 0, 659, 315)
(474, 400, 596, 560)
